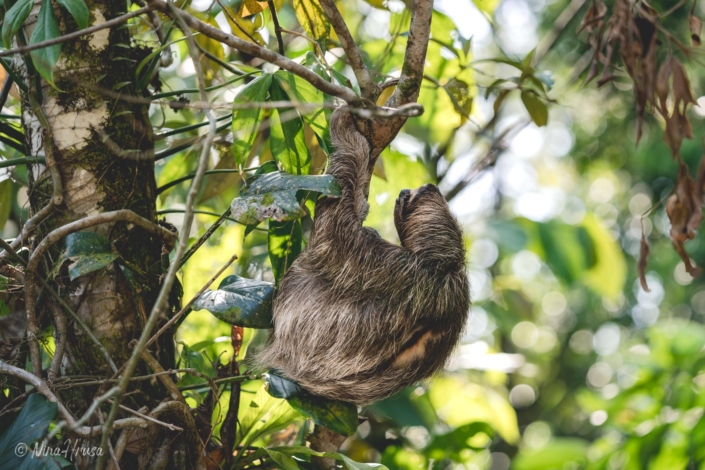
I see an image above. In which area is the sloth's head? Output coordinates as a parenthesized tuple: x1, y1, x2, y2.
(394, 183, 465, 264)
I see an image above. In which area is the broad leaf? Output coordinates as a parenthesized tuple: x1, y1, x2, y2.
(269, 220, 302, 283)
(2, 0, 33, 49)
(230, 171, 341, 225)
(0, 394, 58, 469)
(269, 79, 311, 174)
(55, 0, 89, 29)
(30, 0, 62, 87)
(520, 91, 548, 127)
(65, 232, 117, 281)
(266, 372, 359, 436)
(293, 0, 329, 48)
(232, 74, 272, 167)
(192, 275, 274, 328)
(274, 71, 331, 153)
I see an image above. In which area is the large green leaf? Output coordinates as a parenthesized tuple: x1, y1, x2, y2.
(274, 71, 331, 153)
(269, 79, 311, 175)
(232, 74, 272, 167)
(55, 0, 89, 29)
(268, 220, 302, 284)
(236, 385, 301, 451)
(2, 0, 33, 48)
(0, 394, 58, 469)
(266, 372, 359, 436)
(520, 91, 548, 127)
(192, 275, 274, 328)
(64, 232, 117, 281)
(230, 171, 341, 225)
(29, 0, 62, 87)
(293, 0, 329, 48)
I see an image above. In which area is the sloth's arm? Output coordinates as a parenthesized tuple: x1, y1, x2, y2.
(310, 110, 373, 244)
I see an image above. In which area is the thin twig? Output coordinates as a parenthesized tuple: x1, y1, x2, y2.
(318, 0, 377, 99)
(0, 7, 152, 59)
(111, 401, 184, 432)
(268, 0, 285, 55)
(138, 349, 185, 404)
(147, 254, 239, 348)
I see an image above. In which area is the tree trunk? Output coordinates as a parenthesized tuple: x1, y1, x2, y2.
(17, 1, 185, 467)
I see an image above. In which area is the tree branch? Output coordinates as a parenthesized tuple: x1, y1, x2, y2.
(146, 0, 361, 103)
(390, 0, 434, 107)
(0, 359, 75, 425)
(318, 0, 378, 100)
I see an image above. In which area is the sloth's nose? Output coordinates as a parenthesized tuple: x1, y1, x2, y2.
(399, 189, 411, 201)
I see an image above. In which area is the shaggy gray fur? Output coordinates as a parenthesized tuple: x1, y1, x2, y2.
(255, 109, 470, 405)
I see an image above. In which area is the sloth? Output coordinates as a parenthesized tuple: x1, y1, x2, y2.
(255, 109, 470, 405)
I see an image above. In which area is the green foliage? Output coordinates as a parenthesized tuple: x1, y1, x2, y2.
(64, 232, 117, 281)
(55, 0, 89, 30)
(2, 0, 32, 49)
(266, 372, 359, 436)
(0, 394, 67, 470)
(29, 0, 62, 87)
(192, 275, 274, 328)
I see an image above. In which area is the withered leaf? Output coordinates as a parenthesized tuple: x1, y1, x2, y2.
(638, 234, 651, 292)
(656, 57, 696, 156)
(666, 163, 704, 279)
(238, 0, 269, 17)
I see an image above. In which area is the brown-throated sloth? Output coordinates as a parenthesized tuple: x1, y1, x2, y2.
(256, 109, 470, 405)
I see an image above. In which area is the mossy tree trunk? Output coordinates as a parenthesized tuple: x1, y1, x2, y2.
(16, 1, 186, 467)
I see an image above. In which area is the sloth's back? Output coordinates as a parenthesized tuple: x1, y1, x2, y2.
(255, 236, 468, 405)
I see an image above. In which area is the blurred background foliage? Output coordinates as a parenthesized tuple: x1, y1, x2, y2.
(2, 0, 705, 468)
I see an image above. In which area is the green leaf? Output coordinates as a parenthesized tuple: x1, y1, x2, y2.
(232, 74, 273, 167)
(265, 372, 359, 436)
(512, 438, 588, 470)
(29, 0, 62, 87)
(230, 171, 341, 225)
(445, 78, 473, 120)
(520, 91, 548, 127)
(192, 275, 274, 328)
(269, 220, 302, 284)
(293, 0, 329, 48)
(0, 394, 58, 469)
(0, 179, 13, 233)
(265, 449, 301, 470)
(2, 0, 32, 49)
(55, 0, 89, 29)
(274, 71, 331, 153)
(64, 232, 117, 281)
(269, 79, 311, 175)
(237, 385, 301, 450)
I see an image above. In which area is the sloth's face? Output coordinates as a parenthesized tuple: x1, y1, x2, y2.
(395, 183, 443, 218)
(394, 183, 448, 239)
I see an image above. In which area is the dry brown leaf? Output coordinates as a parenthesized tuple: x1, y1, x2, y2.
(638, 234, 650, 292)
(238, 0, 269, 17)
(656, 57, 696, 156)
(666, 163, 704, 278)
